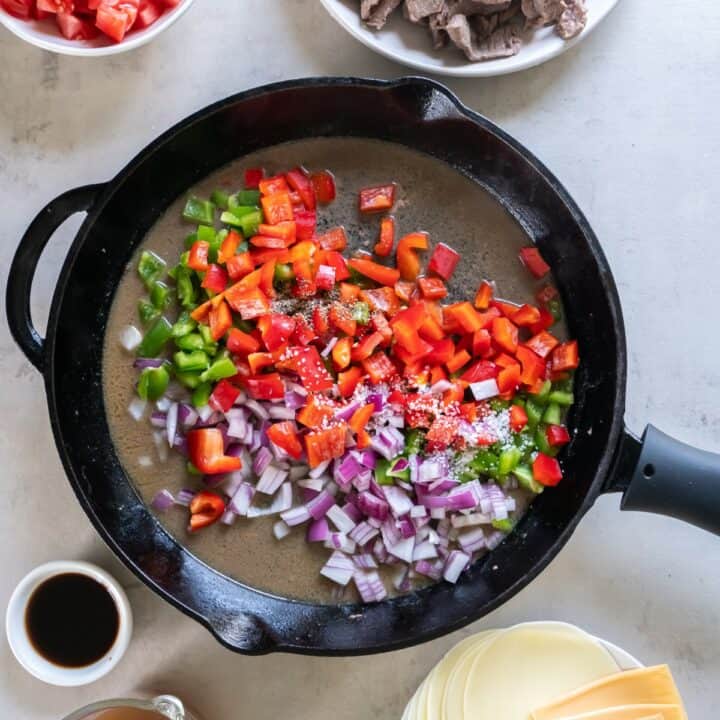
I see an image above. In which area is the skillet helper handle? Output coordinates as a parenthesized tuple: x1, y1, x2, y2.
(6, 184, 104, 373)
(618, 425, 720, 535)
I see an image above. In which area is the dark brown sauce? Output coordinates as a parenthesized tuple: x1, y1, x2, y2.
(25, 573, 119, 668)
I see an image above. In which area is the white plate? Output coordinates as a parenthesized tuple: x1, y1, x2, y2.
(319, 0, 620, 77)
(0, 0, 194, 57)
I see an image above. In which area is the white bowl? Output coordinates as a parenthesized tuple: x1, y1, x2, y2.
(0, 0, 194, 56)
(319, 0, 621, 78)
(6, 561, 133, 686)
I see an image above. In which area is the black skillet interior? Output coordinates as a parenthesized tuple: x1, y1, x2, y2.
(40, 78, 626, 654)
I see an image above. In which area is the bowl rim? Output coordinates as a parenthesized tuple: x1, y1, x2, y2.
(0, 0, 195, 57)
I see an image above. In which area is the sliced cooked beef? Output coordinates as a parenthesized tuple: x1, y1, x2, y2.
(428, 7, 450, 47)
(404, 0, 445, 23)
(556, 0, 587, 38)
(363, 0, 402, 29)
(360, 0, 382, 20)
(448, 0, 513, 17)
(445, 12, 522, 60)
(471, 3, 520, 40)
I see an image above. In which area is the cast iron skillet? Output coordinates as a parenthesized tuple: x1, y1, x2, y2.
(7, 77, 720, 655)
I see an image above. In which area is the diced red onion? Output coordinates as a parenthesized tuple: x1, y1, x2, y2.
(225, 408, 247, 439)
(383, 485, 414, 517)
(353, 570, 387, 602)
(366, 393, 384, 412)
(418, 459, 444, 483)
(357, 491, 389, 521)
(288, 464, 309, 480)
(120, 325, 142, 352)
(486, 529, 506, 549)
(443, 550, 470, 583)
(320, 551, 355, 586)
(387, 415, 405, 429)
(284, 391, 306, 410)
(335, 402, 359, 421)
(470, 378, 500, 401)
(151, 489, 175, 512)
(333, 453, 362, 488)
(430, 508, 446, 520)
(392, 565, 411, 592)
(309, 459, 331, 479)
(133, 358, 164, 370)
(273, 520, 291, 540)
(252, 446, 273, 476)
(221, 509, 237, 526)
(249, 482, 293, 517)
(458, 527, 486, 553)
(353, 553, 378, 569)
(307, 490, 335, 520)
(175, 489, 196, 507)
(128, 397, 147, 422)
(342, 501, 362, 523)
(326, 504, 356, 534)
(196, 405, 214, 423)
(307, 517, 329, 542)
(386, 535, 415, 563)
(286, 381, 308, 397)
(415, 559, 443, 581)
(256, 464, 289, 494)
(430, 379, 453, 394)
(320, 335, 338, 358)
(349, 521, 379, 545)
(410, 505, 427, 519)
(373, 537, 389, 563)
(268, 405, 296, 420)
(155, 396, 172, 412)
(244, 399, 269, 420)
(280, 505, 312, 527)
(505, 496, 517, 512)
(178, 403, 198, 429)
(412, 540, 439, 561)
(166, 402, 178, 448)
(353, 468, 372, 492)
(229, 482, 255, 516)
(397, 517, 416, 539)
(152, 431, 169, 463)
(356, 449, 377, 469)
(324, 533, 356, 554)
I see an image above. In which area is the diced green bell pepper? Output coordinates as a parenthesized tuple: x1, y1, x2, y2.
(548, 390, 574, 407)
(375, 458, 393, 486)
(192, 382, 213, 408)
(230, 190, 261, 208)
(138, 299, 159, 325)
(210, 189, 230, 210)
(489, 398, 510, 413)
(470, 449, 500, 479)
(137, 251, 166, 290)
(525, 398, 544, 429)
(274, 263, 294, 282)
(514, 464, 544, 493)
(238, 210, 263, 238)
(196, 225, 216, 243)
(175, 333, 206, 352)
(137, 316, 173, 358)
(498, 447, 523, 477)
(542, 402, 562, 425)
(175, 266, 197, 309)
(352, 301, 370, 325)
(171, 311, 196, 338)
(175, 370, 202, 389)
(530, 379, 552, 405)
(137, 365, 170, 401)
(200, 355, 237, 383)
(184, 232, 198, 250)
(491, 518, 515, 533)
(150, 281, 172, 310)
(387, 457, 410, 481)
(404, 428, 425, 456)
(547, 298, 562, 322)
(174, 350, 210, 373)
(198, 324, 218, 355)
(534, 426, 554, 456)
(183, 196, 215, 225)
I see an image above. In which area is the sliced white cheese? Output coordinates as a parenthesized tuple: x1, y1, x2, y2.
(556, 706, 682, 720)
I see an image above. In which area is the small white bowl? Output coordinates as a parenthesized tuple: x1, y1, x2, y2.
(6, 561, 133, 686)
(0, 0, 194, 57)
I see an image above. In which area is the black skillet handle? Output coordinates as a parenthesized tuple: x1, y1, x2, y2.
(6, 184, 105, 373)
(608, 425, 720, 535)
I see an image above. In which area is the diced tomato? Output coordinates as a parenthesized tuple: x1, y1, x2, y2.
(418, 276, 447, 300)
(509, 404, 528, 432)
(547, 424, 571, 447)
(245, 168, 264, 189)
(374, 216, 395, 257)
(474, 280, 494, 310)
(512, 304, 542, 327)
(305, 423, 347, 468)
(261, 192, 294, 225)
(56, 12, 99, 38)
(1, 0, 33, 19)
(359, 184, 396, 214)
(288, 346, 334, 392)
(461, 359, 497, 383)
(310, 171, 336, 204)
(317, 227, 347, 252)
(294, 209, 316, 241)
(428, 242, 460, 281)
(187, 241, 210, 271)
(208, 299, 232, 341)
(226, 251, 254, 280)
(323, 251, 350, 282)
(351, 331, 383, 362)
(459, 402, 477, 423)
(257, 313, 296, 351)
(188, 491, 226, 532)
(242, 373, 284, 400)
(267, 421, 304, 460)
(259, 175, 289, 196)
(201, 264, 228, 294)
(552, 340, 579, 372)
(227, 327, 260, 356)
(533, 453, 563, 486)
(37, 0, 73, 13)
(525, 330, 560, 359)
(286, 168, 316, 211)
(337, 366, 364, 397)
(491, 317, 519, 354)
(328, 302, 357, 336)
(519, 246, 551, 279)
(396, 232, 429, 281)
(348, 257, 400, 286)
(296, 396, 335, 429)
(95, 2, 137, 43)
(209, 378, 241, 413)
(362, 352, 397, 384)
(135, 0, 163, 28)
(187, 429, 242, 475)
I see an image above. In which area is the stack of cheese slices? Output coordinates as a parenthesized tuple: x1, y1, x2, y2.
(402, 622, 686, 720)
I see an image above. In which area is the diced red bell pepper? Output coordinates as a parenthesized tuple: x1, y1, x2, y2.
(519, 246, 551, 279)
(256, 220, 297, 245)
(418, 276, 448, 300)
(267, 421, 304, 460)
(312, 306, 329, 335)
(445, 302, 484, 333)
(536, 284, 559, 306)
(322, 251, 350, 282)
(393, 280, 415, 303)
(226, 251, 254, 281)
(209, 378, 241, 413)
(310, 171, 336, 204)
(217, 230, 242, 265)
(418, 315, 444, 343)
(396, 233, 429, 281)
(261, 192, 294, 225)
(349, 403, 375, 434)
(286, 168, 316, 211)
(472, 329, 492, 358)
(474, 280, 494, 310)
(259, 175, 289, 196)
(187, 428, 242, 475)
(374, 216, 395, 257)
(351, 331, 384, 362)
(257, 313, 296, 351)
(317, 227, 348, 252)
(296, 396, 335, 429)
(361, 287, 400, 316)
(188, 491, 226, 532)
(430, 365, 448, 385)
(315, 264, 336, 291)
(461, 359, 497, 383)
(509, 405, 528, 432)
(426, 415, 462, 452)
(362, 352, 397, 384)
(245, 168, 264, 189)
(547, 424, 571, 447)
(331, 336, 352, 370)
(497, 364, 521, 394)
(305, 423, 347, 468)
(371, 312, 393, 343)
(202, 264, 228, 294)
(242, 373, 285, 400)
(428, 243, 460, 281)
(529, 307, 556, 335)
(491, 300, 520, 319)
(460, 402, 477, 423)
(423, 338, 455, 366)
(515, 345, 546, 386)
(226, 327, 260, 356)
(208, 299, 232, 341)
(328, 302, 357, 336)
(533, 452, 563, 486)
(288, 240, 316, 264)
(337, 366, 364, 398)
(525, 330, 560, 359)
(443, 380, 466, 406)
(348, 257, 400, 286)
(225, 286, 270, 320)
(552, 340, 580, 372)
(359, 184, 396, 214)
(512, 304, 542, 327)
(187, 241, 210, 271)
(446, 349, 471, 374)
(339, 283, 361, 303)
(292, 315, 316, 346)
(292, 259, 316, 298)
(294, 209, 316, 241)
(289, 346, 334, 392)
(492, 317, 519, 354)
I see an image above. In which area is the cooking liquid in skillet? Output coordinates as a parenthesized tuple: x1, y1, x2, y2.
(104, 138, 565, 603)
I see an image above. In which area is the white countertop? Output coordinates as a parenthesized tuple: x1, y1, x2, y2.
(1, 1, 718, 717)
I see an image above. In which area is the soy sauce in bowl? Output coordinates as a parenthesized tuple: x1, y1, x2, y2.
(25, 573, 119, 667)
